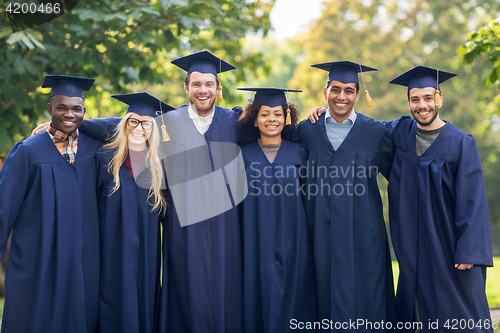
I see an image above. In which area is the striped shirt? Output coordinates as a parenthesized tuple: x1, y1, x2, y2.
(47, 125, 79, 164)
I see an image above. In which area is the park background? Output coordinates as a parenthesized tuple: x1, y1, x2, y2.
(0, 0, 500, 320)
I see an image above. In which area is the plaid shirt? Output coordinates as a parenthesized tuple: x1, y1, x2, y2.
(47, 124, 79, 164)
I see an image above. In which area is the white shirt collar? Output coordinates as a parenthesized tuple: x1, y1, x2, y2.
(188, 104, 215, 120)
(188, 104, 215, 134)
(325, 108, 357, 125)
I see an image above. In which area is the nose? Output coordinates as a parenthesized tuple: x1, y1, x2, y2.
(338, 90, 346, 99)
(417, 98, 426, 109)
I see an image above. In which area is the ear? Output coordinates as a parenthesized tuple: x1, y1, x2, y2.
(438, 95, 443, 108)
(83, 106, 87, 116)
(354, 90, 360, 103)
(46, 103, 52, 116)
(323, 87, 328, 100)
(254, 120, 258, 127)
(184, 83, 189, 94)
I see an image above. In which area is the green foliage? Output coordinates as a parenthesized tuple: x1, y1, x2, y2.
(0, 0, 275, 157)
(460, 18, 500, 88)
(267, 0, 500, 226)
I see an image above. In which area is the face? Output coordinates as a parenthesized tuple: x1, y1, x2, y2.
(323, 81, 359, 122)
(254, 105, 285, 139)
(46, 95, 86, 134)
(126, 113, 153, 150)
(408, 87, 442, 127)
(184, 71, 219, 114)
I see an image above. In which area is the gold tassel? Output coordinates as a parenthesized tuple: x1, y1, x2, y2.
(434, 89, 442, 107)
(434, 69, 442, 107)
(359, 64, 374, 107)
(161, 124, 170, 141)
(158, 99, 170, 141)
(286, 106, 292, 125)
(364, 90, 374, 107)
(217, 86, 224, 102)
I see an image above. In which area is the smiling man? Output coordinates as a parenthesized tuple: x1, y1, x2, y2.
(0, 75, 101, 333)
(292, 61, 397, 331)
(387, 66, 493, 332)
(156, 51, 252, 333)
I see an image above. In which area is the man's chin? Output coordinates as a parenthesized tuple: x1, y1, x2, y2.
(192, 103, 214, 114)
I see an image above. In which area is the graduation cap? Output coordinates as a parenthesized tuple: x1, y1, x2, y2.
(171, 50, 236, 102)
(112, 92, 175, 141)
(42, 74, 95, 99)
(311, 61, 377, 107)
(389, 66, 457, 107)
(238, 87, 302, 125)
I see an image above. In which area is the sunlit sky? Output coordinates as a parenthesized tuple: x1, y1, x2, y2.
(269, 0, 327, 41)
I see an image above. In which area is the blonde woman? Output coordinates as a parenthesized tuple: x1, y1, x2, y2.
(96, 92, 173, 333)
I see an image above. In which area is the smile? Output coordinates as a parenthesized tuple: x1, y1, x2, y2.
(62, 121, 75, 124)
(131, 132, 144, 138)
(335, 103, 347, 107)
(197, 96, 209, 101)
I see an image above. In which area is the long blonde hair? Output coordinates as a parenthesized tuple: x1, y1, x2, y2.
(104, 113, 167, 215)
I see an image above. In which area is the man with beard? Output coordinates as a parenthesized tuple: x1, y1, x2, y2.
(386, 66, 493, 332)
(155, 51, 253, 333)
(0, 75, 101, 333)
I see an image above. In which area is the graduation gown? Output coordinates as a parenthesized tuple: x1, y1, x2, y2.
(95, 149, 162, 333)
(295, 112, 397, 331)
(386, 116, 493, 332)
(156, 105, 251, 333)
(0, 131, 101, 333)
(240, 140, 316, 333)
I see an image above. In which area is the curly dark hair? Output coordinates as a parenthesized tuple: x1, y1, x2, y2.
(239, 100, 300, 137)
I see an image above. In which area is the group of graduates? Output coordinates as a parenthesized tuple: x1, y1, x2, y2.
(0, 49, 494, 333)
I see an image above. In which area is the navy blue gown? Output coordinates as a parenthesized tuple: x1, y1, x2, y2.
(386, 116, 493, 332)
(295, 112, 397, 331)
(156, 105, 252, 333)
(240, 139, 316, 333)
(0, 131, 101, 333)
(95, 148, 162, 333)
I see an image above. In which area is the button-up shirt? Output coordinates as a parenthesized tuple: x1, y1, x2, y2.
(188, 104, 215, 135)
(324, 109, 356, 150)
(47, 124, 79, 163)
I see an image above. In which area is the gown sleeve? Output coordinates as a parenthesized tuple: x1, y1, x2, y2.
(80, 117, 121, 143)
(453, 134, 493, 266)
(0, 142, 30, 257)
(379, 127, 395, 180)
(233, 106, 259, 146)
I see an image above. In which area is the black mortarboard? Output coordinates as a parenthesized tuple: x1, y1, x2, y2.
(238, 87, 302, 125)
(389, 66, 457, 91)
(237, 87, 302, 107)
(111, 92, 175, 117)
(311, 61, 377, 84)
(171, 50, 236, 76)
(42, 74, 95, 99)
(390, 66, 456, 107)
